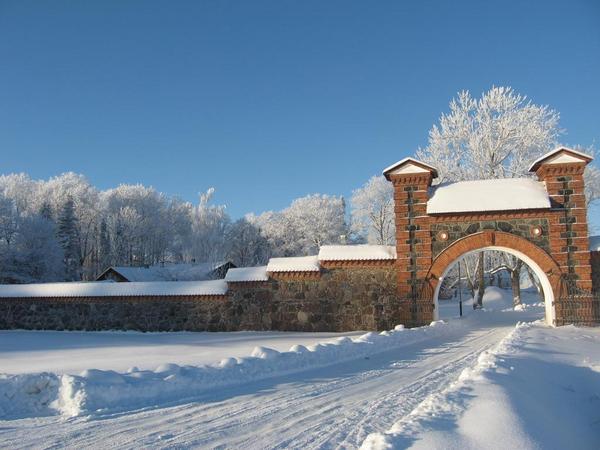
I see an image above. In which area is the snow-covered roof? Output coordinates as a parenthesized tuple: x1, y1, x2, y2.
(99, 261, 231, 282)
(528, 147, 593, 172)
(589, 236, 600, 252)
(224, 266, 269, 282)
(266, 256, 320, 272)
(383, 157, 439, 180)
(318, 245, 397, 261)
(427, 178, 551, 215)
(0, 280, 228, 298)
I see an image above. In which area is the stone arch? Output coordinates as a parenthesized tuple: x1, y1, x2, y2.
(426, 231, 563, 325)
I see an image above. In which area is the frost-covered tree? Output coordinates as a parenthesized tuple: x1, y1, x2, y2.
(189, 188, 229, 263)
(416, 86, 561, 182)
(12, 215, 64, 283)
(0, 196, 18, 248)
(252, 194, 348, 256)
(41, 173, 100, 278)
(351, 176, 395, 245)
(225, 218, 270, 266)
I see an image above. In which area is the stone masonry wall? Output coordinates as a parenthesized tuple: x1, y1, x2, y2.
(0, 296, 233, 332)
(229, 266, 399, 332)
(0, 266, 399, 332)
(430, 217, 550, 257)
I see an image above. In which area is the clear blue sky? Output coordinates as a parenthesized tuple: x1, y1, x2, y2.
(1, 1, 600, 224)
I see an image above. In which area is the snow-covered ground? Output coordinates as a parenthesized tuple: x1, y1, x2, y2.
(362, 318, 600, 450)
(1, 287, 599, 449)
(0, 330, 365, 375)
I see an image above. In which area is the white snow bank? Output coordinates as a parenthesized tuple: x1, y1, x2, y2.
(0, 321, 455, 419)
(0, 373, 60, 419)
(361, 321, 600, 450)
(0, 279, 228, 298)
(266, 255, 320, 272)
(224, 266, 268, 282)
(427, 178, 550, 214)
(319, 245, 397, 261)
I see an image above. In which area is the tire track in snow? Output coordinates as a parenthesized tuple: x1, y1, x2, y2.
(0, 323, 514, 450)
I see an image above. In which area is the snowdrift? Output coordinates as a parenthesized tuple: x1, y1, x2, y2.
(1, 321, 454, 419)
(0, 372, 60, 419)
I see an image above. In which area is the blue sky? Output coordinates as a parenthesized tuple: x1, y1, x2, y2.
(1, 0, 599, 225)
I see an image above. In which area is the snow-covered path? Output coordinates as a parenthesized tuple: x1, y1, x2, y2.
(0, 308, 533, 450)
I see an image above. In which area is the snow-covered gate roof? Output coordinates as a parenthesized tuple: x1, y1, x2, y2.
(427, 178, 551, 215)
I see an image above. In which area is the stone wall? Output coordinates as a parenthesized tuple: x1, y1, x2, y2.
(0, 266, 399, 332)
(229, 265, 399, 332)
(0, 296, 233, 332)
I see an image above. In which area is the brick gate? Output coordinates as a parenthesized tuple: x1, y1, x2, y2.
(384, 147, 596, 327)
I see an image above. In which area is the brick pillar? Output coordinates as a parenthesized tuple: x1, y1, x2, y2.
(535, 158, 594, 324)
(389, 171, 435, 327)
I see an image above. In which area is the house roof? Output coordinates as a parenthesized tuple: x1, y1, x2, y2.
(318, 245, 397, 261)
(528, 147, 593, 172)
(97, 261, 232, 282)
(0, 280, 228, 298)
(225, 266, 269, 282)
(589, 236, 600, 252)
(427, 178, 551, 215)
(382, 157, 439, 180)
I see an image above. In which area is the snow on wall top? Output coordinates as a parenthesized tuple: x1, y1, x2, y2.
(528, 147, 593, 172)
(427, 178, 551, 215)
(224, 266, 269, 282)
(0, 280, 228, 298)
(589, 236, 600, 252)
(266, 256, 320, 272)
(318, 245, 397, 261)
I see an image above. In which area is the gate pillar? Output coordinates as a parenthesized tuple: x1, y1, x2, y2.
(384, 158, 437, 327)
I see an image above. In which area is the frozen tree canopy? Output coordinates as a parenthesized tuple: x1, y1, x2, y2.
(416, 86, 561, 182)
(350, 176, 395, 245)
(250, 194, 348, 257)
(0, 172, 349, 283)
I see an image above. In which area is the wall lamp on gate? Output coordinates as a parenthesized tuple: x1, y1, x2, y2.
(437, 231, 449, 241)
(530, 226, 543, 238)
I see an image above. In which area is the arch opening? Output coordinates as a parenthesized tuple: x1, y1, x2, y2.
(432, 246, 555, 326)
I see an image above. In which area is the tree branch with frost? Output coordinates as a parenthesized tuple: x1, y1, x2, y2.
(350, 176, 395, 245)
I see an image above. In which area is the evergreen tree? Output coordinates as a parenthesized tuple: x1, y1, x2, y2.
(99, 218, 111, 269)
(57, 198, 81, 280)
(39, 201, 53, 221)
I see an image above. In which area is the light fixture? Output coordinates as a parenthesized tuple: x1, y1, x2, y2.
(437, 231, 449, 241)
(530, 226, 543, 237)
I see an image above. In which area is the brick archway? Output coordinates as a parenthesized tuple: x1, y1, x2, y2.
(427, 231, 562, 325)
(383, 148, 597, 327)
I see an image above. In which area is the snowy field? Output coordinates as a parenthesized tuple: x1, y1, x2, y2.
(1, 287, 599, 449)
(0, 329, 364, 374)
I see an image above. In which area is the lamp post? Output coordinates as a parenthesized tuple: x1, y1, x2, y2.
(458, 260, 463, 317)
